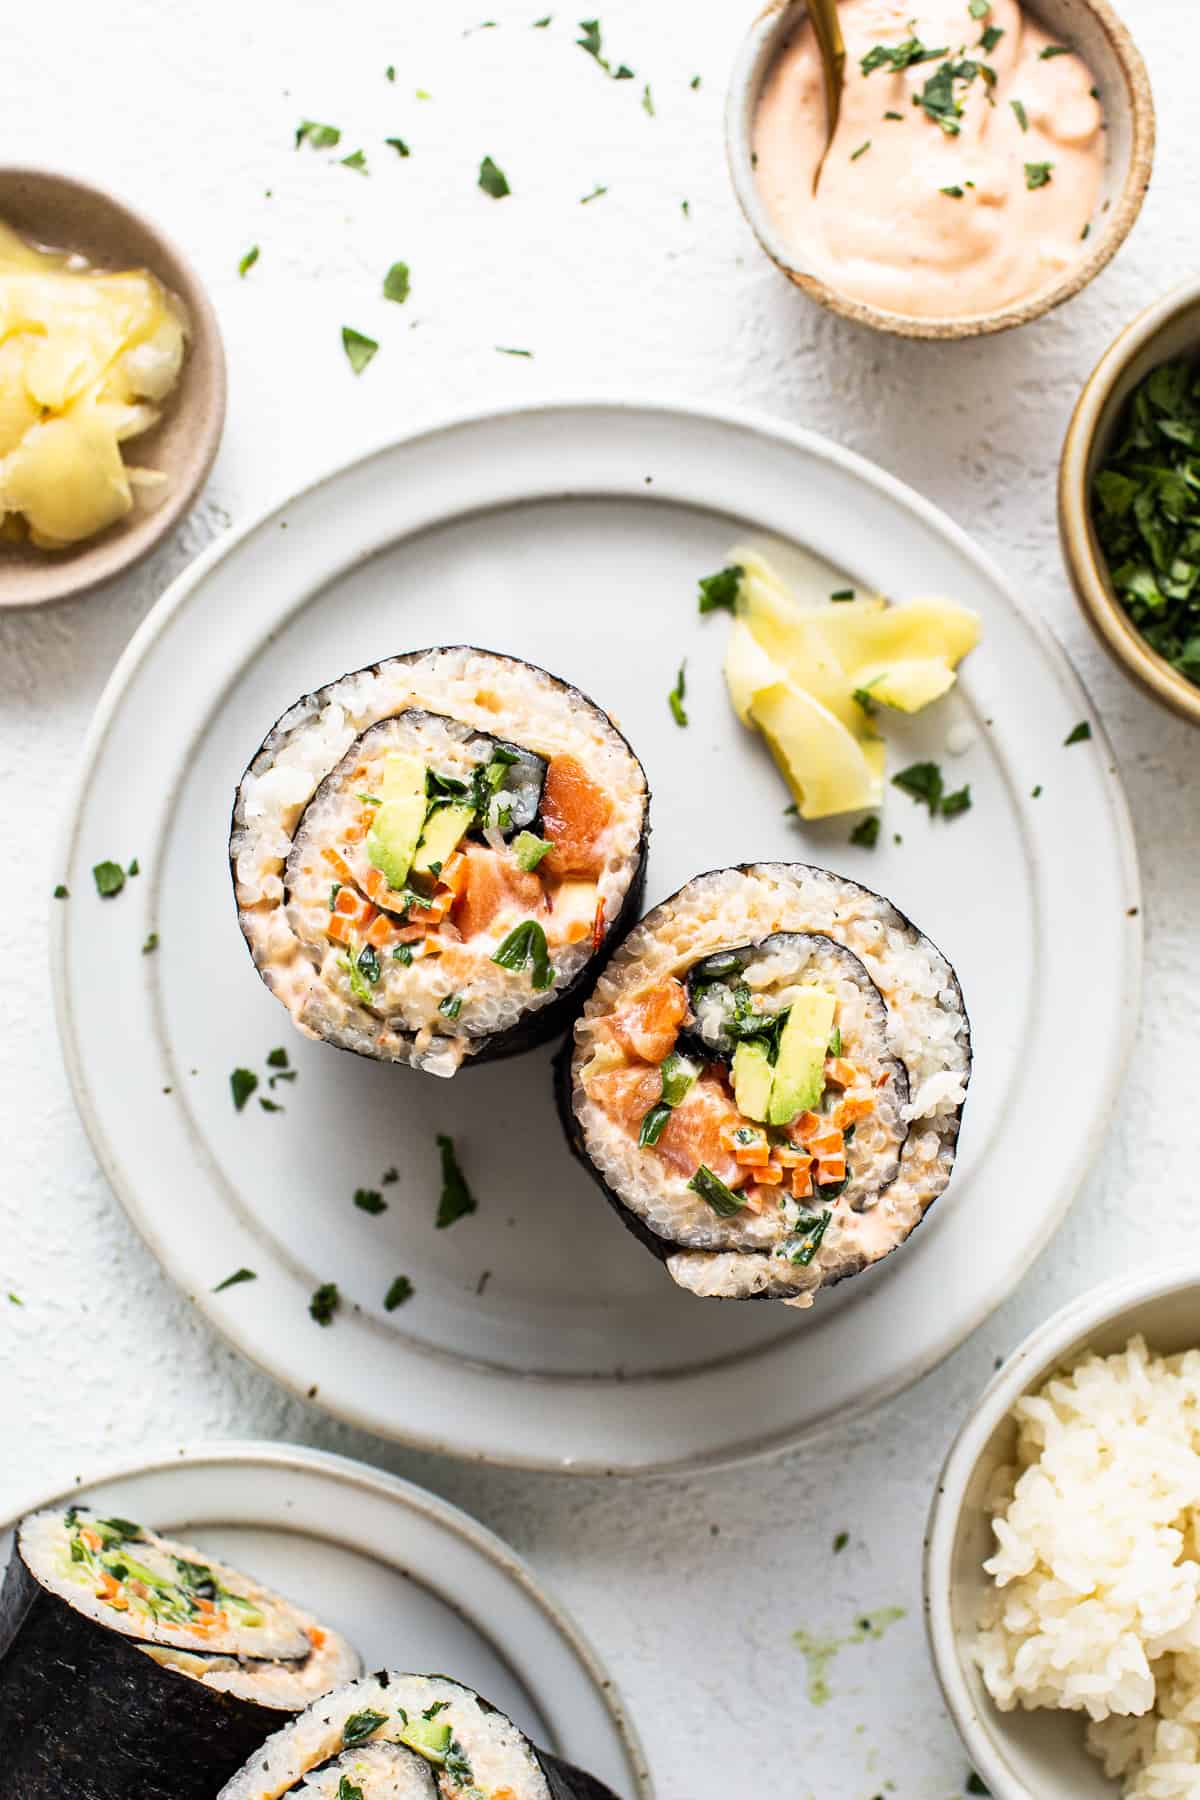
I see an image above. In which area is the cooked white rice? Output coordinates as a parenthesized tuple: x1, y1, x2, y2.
(975, 1335, 1200, 1798)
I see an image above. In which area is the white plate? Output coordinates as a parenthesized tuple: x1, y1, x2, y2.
(0, 1440, 648, 1798)
(53, 399, 1141, 1473)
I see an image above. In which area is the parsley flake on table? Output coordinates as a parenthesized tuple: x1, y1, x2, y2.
(142, 932, 159, 955)
(892, 762, 970, 820)
(1025, 160, 1054, 189)
(580, 183, 608, 203)
(382, 1166, 399, 1184)
(230, 1068, 258, 1111)
(354, 1187, 387, 1214)
(668, 660, 688, 726)
(384, 1275, 414, 1310)
(850, 814, 881, 848)
(341, 149, 368, 174)
(259, 1096, 284, 1113)
(436, 1134, 478, 1229)
(341, 327, 379, 375)
(851, 140, 872, 160)
(1010, 98, 1029, 131)
(383, 261, 410, 303)
(642, 83, 654, 117)
(1064, 720, 1091, 745)
(966, 1776, 991, 1797)
(238, 245, 260, 277)
(478, 155, 511, 198)
(295, 120, 341, 150)
(127, 858, 140, 876)
(495, 345, 533, 356)
(267, 1047, 289, 1069)
(309, 1282, 340, 1326)
(533, 14, 552, 25)
(577, 18, 634, 79)
(385, 64, 396, 80)
(385, 137, 410, 157)
(92, 861, 126, 898)
(53, 883, 69, 899)
(698, 563, 744, 613)
(833, 1529, 850, 1552)
(213, 1268, 257, 1293)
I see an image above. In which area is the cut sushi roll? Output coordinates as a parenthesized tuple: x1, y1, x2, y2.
(219, 1670, 620, 1800)
(231, 648, 649, 1077)
(0, 1505, 360, 1800)
(558, 863, 970, 1306)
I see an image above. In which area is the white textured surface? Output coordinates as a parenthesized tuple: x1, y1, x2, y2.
(0, 1, 1190, 1795)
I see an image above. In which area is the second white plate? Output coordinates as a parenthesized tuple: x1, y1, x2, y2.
(53, 399, 1141, 1472)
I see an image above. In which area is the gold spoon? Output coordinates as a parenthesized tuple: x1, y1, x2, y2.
(807, 0, 847, 193)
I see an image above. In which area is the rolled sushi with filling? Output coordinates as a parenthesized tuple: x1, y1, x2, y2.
(558, 862, 970, 1306)
(0, 1505, 360, 1800)
(219, 1670, 621, 1800)
(231, 647, 649, 1077)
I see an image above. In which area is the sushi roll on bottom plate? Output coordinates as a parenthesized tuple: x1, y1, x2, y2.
(219, 1670, 620, 1800)
(558, 863, 970, 1306)
(231, 648, 649, 1077)
(0, 1505, 360, 1800)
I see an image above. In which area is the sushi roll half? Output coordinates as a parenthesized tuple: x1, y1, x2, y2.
(0, 1505, 360, 1800)
(219, 1670, 621, 1800)
(231, 648, 649, 1078)
(558, 863, 971, 1306)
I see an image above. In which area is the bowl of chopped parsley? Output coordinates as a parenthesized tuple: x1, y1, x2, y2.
(1061, 281, 1200, 724)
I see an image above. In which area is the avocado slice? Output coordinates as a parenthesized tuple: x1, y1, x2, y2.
(398, 1717, 452, 1763)
(367, 752, 427, 890)
(767, 988, 837, 1126)
(732, 1041, 774, 1123)
(412, 801, 474, 877)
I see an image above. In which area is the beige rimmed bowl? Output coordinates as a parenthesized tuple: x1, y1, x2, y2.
(0, 168, 226, 609)
(1061, 278, 1200, 725)
(725, 0, 1155, 340)
(924, 1264, 1200, 1800)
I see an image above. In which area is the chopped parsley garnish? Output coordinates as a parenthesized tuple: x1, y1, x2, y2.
(941, 785, 972, 818)
(342, 327, 379, 375)
(580, 183, 608, 203)
(1032, 784, 1043, 798)
(1025, 161, 1054, 189)
(342, 1708, 387, 1747)
(495, 345, 533, 356)
(914, 59, 981, 135)
(384, 1275, 414, 1310)
(127, 858, 140, 877)
(851, 140, 872, 160)
(492, 918, 554, 989)
(968, 0, 990, 15)
(267, 1048, 289, 1069)
(852, 683, 880, 713)
(513, 830, 552, 870)
(830, 587, 855, 601)
(354, 1187, 387, 1214)
(850, 814, 880, 848)
(979, 24, 1003, 50)
(690, 74, 701, 89)
(1064, 720, 1091, 745)
(478, 155, 511, 198)
(259, 1096, 284, 1113)
(642, 83, 654, 116)
(295, 120, 341, 150)
(533, 14, 552, 24)
(833, 1529, 849, 1552)
(698, 563, 744, 613)
(338, 1778, 364, 1800)
(230, 1068, 258, 1111)
(92, 860, 126, 898)
(966, 1777, 991, 1797)
(424, 1701, 450, 1718)
(577, 18, 634, 80)
(1088, 356, 1200, 682)
(688, 1165, 744, 1218)
(1040, 44, 1069, 59)
(861, 34, 947, 75)
(668, 660, 688, 726)
(309, 1282, 340, 1326)
(435, 1133, 477, 1229)
(53, 883, 69, 898)
(444, 1742, 474, 1785)
(941, 185, 964, 198)
(238, 245, 259, 277)
(1010, 98, 1029, 131)
(142, 932, 159, 954)
(383, 261, 411, 303)
(883, 110, 904, 120)
(891, 761, 968, 820)
(340, 149, 368, 173)
(386, 64, 396, 79)
(385, 137, 410, 157)
(439, 992, 463, 1020)
(213, 1268, 257, 1292)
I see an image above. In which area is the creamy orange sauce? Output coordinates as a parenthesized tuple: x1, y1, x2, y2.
(753, 0, 1105, 319)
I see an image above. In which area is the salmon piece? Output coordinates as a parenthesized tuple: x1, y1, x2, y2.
(589, 1063, 663, 1130)
(608, 978, 687, 1064)
(452, 845, 544, 940)
(541, 754, 612, 878)
(657, 1075, 746, 1190)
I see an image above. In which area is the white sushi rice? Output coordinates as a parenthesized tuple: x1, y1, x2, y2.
(569, 862, 970, 1306)
(219, 1672, 551, 1800)
(975, 1335, 1200, 1798)
(230, 647, 647, 1075)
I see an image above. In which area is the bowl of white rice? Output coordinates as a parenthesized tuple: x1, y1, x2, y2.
(925, 1265, 1200, 1800)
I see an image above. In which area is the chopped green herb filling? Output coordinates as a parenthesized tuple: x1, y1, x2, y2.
(688, 1165, 744, 1218)
(342, 1708, 387, 1747)
(492, 918, 554, 989)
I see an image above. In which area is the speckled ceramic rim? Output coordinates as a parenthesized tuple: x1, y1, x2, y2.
(1060, 276, 1200, 726)
(0, 166, 227, 609)
(725, 0, 1156, 341)
(0, 1439, 653, 1799)
(923, 1263, 1200, 1800)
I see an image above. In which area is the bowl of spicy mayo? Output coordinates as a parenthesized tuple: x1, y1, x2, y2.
(727, 0, 1154, 339)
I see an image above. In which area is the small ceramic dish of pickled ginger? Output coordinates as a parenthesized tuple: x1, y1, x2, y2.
(0, 168, 225, 607)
